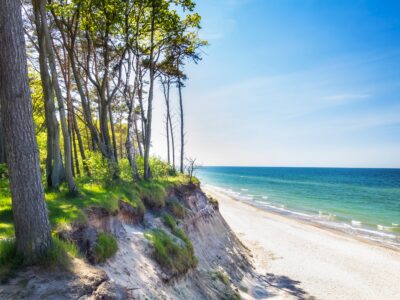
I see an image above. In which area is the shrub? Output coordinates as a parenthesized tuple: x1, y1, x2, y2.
(93, 233, 118, 263)
(145, 229, 197, 276)
(208, 196, 219, 210)
(167, 198, 186, 219)
(136, 156, 175, 178)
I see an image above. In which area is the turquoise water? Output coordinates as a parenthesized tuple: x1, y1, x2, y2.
(197, 167, 400, 247)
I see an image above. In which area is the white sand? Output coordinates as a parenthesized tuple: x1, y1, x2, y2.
(204, 185, 400, 300)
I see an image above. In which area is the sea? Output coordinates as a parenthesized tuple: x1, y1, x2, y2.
(196, 167, 400, 249)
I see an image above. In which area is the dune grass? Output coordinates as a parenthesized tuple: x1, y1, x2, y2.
(145, 228, 198, 276)
(0, 236, 79, 282)
(93, 232, 118, 263)
(166, 197, 186, 219)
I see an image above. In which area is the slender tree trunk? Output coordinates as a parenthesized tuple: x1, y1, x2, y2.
(169, 107, 176, 171)
(126, 106, 140, 181)
(73, 109, 90, 177)
(108, 104, 118, 163)
(144, 5, 156, 179)
(0, 0, 52, 262)
(72, 125, 80, 176)
(162, 79, 171, 165)
(133, 111, 143, 157)
(178, 78, 184, 173)
(33, 0, 64, 189)
(39, 0, 77, 194)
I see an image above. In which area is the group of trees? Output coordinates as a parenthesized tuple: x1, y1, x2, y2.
(0, 0, 204, 263)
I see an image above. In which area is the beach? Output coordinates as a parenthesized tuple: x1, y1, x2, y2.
(204, 185, 400, 300)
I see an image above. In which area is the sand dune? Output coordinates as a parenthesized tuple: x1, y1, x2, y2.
(204, 185, 400, 300)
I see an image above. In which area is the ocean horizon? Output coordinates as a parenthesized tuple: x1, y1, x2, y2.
(197, 166, 400, 248)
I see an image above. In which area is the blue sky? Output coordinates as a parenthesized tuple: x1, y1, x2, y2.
(152, 0, 400, 167)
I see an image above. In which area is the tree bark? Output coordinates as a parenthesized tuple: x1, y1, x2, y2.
(39, 0, 77, 194)
(0, 0, 52, 262)
(178, 77, 184, 173)
(33, 0, 64, 189)
(0, 109, 6, 164)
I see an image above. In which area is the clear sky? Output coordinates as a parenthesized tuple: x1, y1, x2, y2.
(152, 0, 400, 168)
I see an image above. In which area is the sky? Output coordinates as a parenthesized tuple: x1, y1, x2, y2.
(151, 0, 400, 168)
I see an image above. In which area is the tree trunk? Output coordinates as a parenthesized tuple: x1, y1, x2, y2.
(33, 0, 64, 189)
(162, 79, 170, 165)
(108, 104, 118, 163)
(133, 110, 143, 157)
(144, 5, 156, 180)
(39, 0, 77, 194)
(0, 0, 52, 262)
(0, 109, 6, 164)
(178, 78, 184, 173)
(126, 105, 140, 181)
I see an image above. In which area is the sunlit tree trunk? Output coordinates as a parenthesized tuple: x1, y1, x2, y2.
(0, 0, 52, 262)
(33, 0, 64, 189)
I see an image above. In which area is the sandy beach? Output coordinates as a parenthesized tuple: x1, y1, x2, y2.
(204, 185, 400, 300)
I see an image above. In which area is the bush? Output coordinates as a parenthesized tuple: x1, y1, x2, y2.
(139, 181, 166, 210)
(136, 156, 175, 178)
(93, 233, 118, 263)
(208, 196, 219, 210)
(145, 229, 197, 276)
(167, 198, 186, 219)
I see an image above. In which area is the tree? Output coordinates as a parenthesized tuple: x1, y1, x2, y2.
(0, 0, 52, 262)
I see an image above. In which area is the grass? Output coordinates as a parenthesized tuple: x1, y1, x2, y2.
(138, 181, 166, 209)
(93, 232, 118, 263)
(212, 270, 230, 285)
(145, 228, 197, 276)
(0, 236, 79, 282)
(0, 177, 146, 239)
(166, 198, 186, 219)
(208, 195, 219, 210)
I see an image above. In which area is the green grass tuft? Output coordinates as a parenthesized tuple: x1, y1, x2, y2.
(145, 228, 197, 276)
(167, 198, 186, 219)
(138, 181, 166, 210)
(41, 236, 79, 269)
(163, 213, 177, 231)
(0, 239, 22, 282)
(93, 232, 118, 263)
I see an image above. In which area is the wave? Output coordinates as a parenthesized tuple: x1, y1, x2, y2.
(205, 183, 400, 249)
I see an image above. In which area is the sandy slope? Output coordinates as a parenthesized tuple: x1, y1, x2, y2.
(204, 185, 400, 300)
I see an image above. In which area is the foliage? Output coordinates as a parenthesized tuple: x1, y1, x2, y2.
(145, 228, 197, 276)
(93, 232, 118, 263)
(136, 156, 176, 179)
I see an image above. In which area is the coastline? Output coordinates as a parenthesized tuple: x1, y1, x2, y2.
(204, 185, 400, 300)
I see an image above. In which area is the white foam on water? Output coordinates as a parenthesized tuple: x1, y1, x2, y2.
(351, 220, 362, 226)
(261, 196, 269, 199)
(241, 188, 248, 191)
